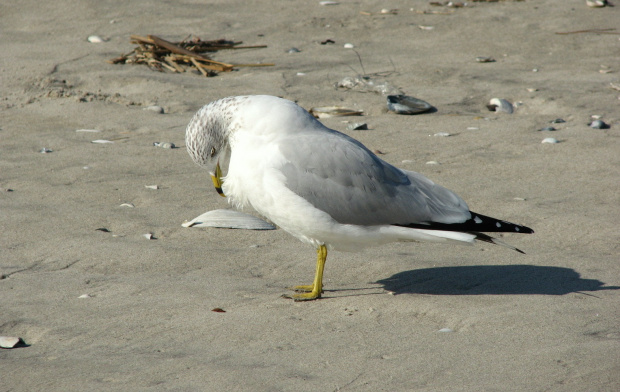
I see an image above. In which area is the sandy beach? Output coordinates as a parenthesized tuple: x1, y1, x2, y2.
(1, 0, 619, 390)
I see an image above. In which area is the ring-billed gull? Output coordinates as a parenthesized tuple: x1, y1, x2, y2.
(186, 95, 533, 301)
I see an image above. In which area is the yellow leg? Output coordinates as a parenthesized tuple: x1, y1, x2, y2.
(286, 245, 327, 301)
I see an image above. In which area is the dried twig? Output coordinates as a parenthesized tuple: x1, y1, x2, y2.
(555, 28, 619, 35)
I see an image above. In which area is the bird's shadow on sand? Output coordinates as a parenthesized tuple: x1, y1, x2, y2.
(375, 265, 619, 296)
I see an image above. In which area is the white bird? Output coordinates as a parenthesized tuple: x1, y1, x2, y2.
(186, 95, 533, 301)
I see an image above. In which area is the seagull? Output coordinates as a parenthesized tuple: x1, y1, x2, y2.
(185, 95, 533, 301)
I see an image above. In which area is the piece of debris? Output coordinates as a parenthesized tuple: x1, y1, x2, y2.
(108, 35, 273, 77)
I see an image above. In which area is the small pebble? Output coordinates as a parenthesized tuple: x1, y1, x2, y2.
(589, 120, 609, 129)
(467, 127, 479, 131)
(538, 126, 556, 132)
(87, 35, 105, 43)
(347, 122, 368, 131)
(144, 105, 164, 114)
(286, 47, 301, 53)
(433, 132, 451, 137)
(426, 161, 440, 165)
(296, 72, 306, 76)
(542, 137, 559, 144)
(475, 56, 495, 63)
(91, 140, 113, 144)
(39, 148, 52, 153)
(550, 118, 565, 124)
(401, 160, 415, 164)
(145, 185, 159, 189)
(438, 328, 454, 333)
(76, 129, 101, 133)
(343, 43, 354, 49)
(319, 1, 339, 5)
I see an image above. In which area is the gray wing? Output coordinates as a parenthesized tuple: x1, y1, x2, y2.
(277, 128, 471, 226)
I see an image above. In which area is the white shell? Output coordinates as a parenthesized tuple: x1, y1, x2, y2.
(0, 336, 23, 348)
(343, 43, 354, 49)
(87, 35, 105, 43)
(144, 105, 164, 114)
(542, 137, 559, 144)
(309, 106, 363, 118)
(76, 129, 101, 133)
(183, 209, 276, 230)
(91, 139, 113, 144)
(488, 98, 514, 114)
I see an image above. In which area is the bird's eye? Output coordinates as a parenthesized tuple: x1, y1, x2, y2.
(210, 147, 216, 157)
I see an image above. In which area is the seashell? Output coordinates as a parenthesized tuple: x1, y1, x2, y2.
(589, 120, 609, 129)
(145, 185, 159, 189)
(486, 98, 513, 114)
(0, 336, 25, 349)
(119, 203, 135, 208)
(76, 129, 101, 133)
(319, 1, 339, 5)
(586, 0, 608, 7)
(387, 95, 434, 115)
(542, 137, 559, 144)
(438, 328, 454, 333)
(78, 294, 93, 298)
(286, 47, 301, 53)
(153, 142, 176, 149)
(426, 161, 440, 165)
(346, 122, 368, 131)
(143, 233, 156, 240)
(91, 139, 113, 144)
(538, 126, 556, 132)
(144, 105, 164, 114)
(475, 56, 495, 63)
(183, 209, 276, 230)
(309, 106, 363, 118)
(39, 148, 52, 153)
(87, 35, 105, 43)
(343, 43, 354, 49)
(433, 132, 451, 137)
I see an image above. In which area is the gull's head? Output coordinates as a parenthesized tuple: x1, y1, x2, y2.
(186, 96, 249, 197)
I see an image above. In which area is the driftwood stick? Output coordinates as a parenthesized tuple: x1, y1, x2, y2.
(147, 35, 211, 60)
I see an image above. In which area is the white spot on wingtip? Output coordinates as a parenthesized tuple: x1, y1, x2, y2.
(496, 222, 501, 228)
(515, 227, 520, 232)
(474, 216, 483, 224)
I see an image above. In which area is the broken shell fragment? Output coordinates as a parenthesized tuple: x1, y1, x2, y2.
(346, 122, 368, 131)
(144, 105, 164, 114)
(589, 120, 609, 129)
(87, 35, 105, 43)
(486, 98, 513, 114)
(153, 142, 176, 149)
(0, 336, 25, 349)
(183, 209, 276, 230)
(309, 106, 363, 118)
(386, 95, 433, 115)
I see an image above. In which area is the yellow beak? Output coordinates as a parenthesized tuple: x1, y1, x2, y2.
(211, 162, 226, 197)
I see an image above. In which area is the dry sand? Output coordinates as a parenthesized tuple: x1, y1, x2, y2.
(1, 0, 619, 391)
